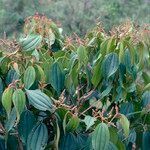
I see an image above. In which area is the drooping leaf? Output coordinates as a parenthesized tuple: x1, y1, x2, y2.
(77, 45, 88, 65)
(83, 115, 97, 131)
(92, 60, 102, 87)
(92, 123, 110, 150)
(18, 110, 36, 144)
(102, 53, 119, 78)
(12, 89, 26, 120)
(2, 87, 13, 117)
(49, 62, 65, 94)
(24, 66, 36, 89)
(119, 114, 130, 137)
(27, 123, 48, 150)
(26, 89, 53, 111)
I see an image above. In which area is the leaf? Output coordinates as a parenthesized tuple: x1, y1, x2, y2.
(123, 49, 132, 73)
(7, 134, 18, 150)
(19, 34, 42, 51)
(77, 45, 88, 65)
(142, 91, 150, 108)
(92, 60, 102, 87)
(2, 87, 13, 117)
(27, 123, 48, 150)
(102, 53, 119, 78)
(109, 127, 118, 144)
(0, 138, 6, 150)
(142, 131, 150, 150)
(24, 66, 36, 89)
(34, 64, 46, 82)
(65, 115, 80, 132)
(120, 102, 134, 117)
(116, 140, 126, 150)
(49, 62, 65, 94)
(6, 69, 19, 86)
(83, 115, 97, 131)
(0, 77, 3, 99)
(59, 133, 78, 150)
(12, 89, 26, 120)
(142, 72, 150, 84)
(92, 123, 110, 150)
(106, 142, 118, 150)
(100, 84, 112, 99)
(5, 107, 17, 132)
(18, 110, 36, 144)
(26, 89, 53, 111)
(32, 49, 40, 61)
(127, 130, 136, 144)
(119, 114, 130, 137)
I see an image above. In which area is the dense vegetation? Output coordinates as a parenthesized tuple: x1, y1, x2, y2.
(0, 0, 150, 37)
(0, 14, 150, 150)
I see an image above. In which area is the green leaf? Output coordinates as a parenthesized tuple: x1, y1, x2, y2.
(102, 53, 119, 78)
(119, 114, 130, 137)
(12, 89, 26, 120)
(142, 91, 150, 108)
(49, 62, 65, 94)
(24, 66, 36, 89)
(77, 45, 88, 65)
(106, 142, 118, 150)
(109, 127, 118, 144)
(92, 123, 110, 150)
(19, 35, 42, 51)
(83, 115, 97, 131)
(65, 115, 80, 132)
(92, 60, 102, 87)
(116, 140, 126, 150)
(0, 77, 3, 100)
(18, 110, 36, 144)
(34, 64, 46, 82)
(2, 87, 13, 117)
(26, 89, 53, 111)
(27, 123, 48, 150)
(142, 72, 150, 84)
(142, 131, 150, 150)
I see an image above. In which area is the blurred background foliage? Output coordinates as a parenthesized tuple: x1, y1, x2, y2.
(0, 0, 150, 37)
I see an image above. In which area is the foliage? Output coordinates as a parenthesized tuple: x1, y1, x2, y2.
(0, 14, 150, 150)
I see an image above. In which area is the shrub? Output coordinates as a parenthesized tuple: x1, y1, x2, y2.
(0, 15, 150, 150)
